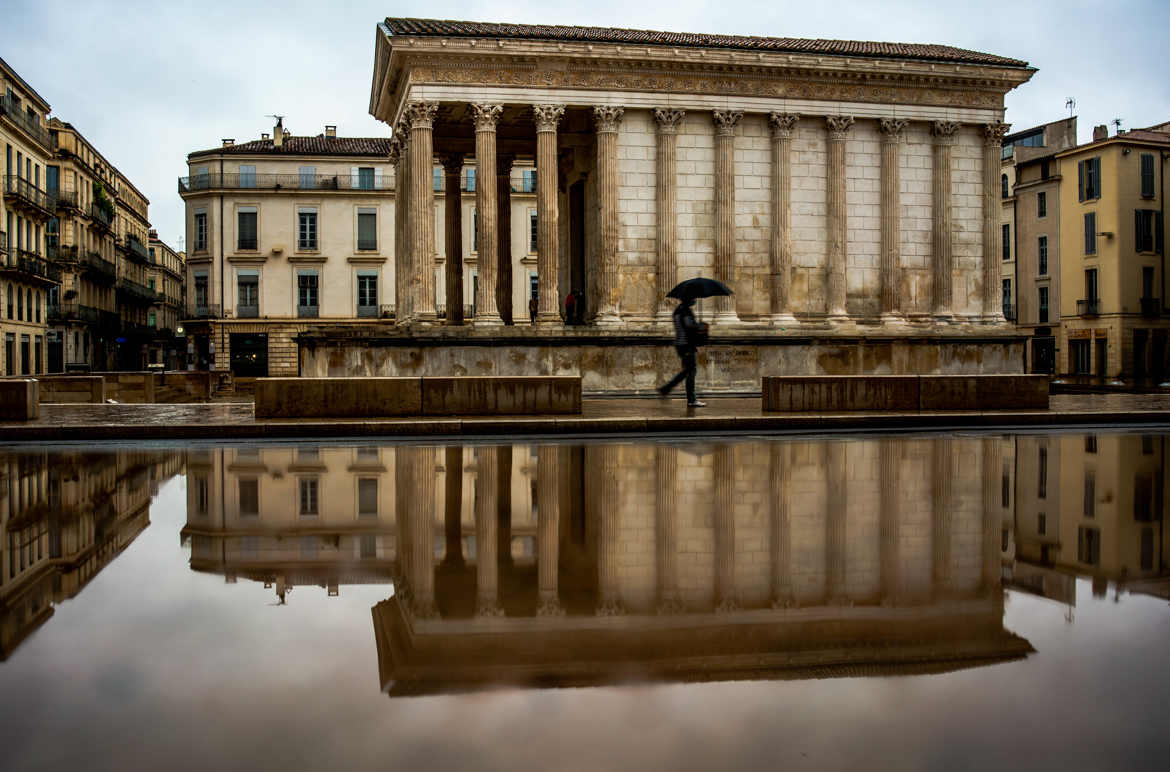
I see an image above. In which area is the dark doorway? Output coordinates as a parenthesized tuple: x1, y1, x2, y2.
(1095, 337, 1108, 379)
(48, 332, 62, 373)
(568, 179, 586, 324)
(1031, 338, 1055, 375)
(1134, 329, 1149, 380)
(1151, 331, 1166, 382)
(230, 333, 268, 377)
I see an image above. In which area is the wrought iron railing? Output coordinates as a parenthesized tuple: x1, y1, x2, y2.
(0, 93, 51, 148)
(189, 304, 222, 319)
(54, 190, 79, 210)
(179, 172, 396, 193)
(89, 202, 113, 230)
(117, 277, 157, 304)
(297, 305, 319, 319)
(1077, 298, 1100, 316)
(124, 234, 150, 262)
(81, 250, 117, 282)
(48, 244, 79, 263)
(0, 230, 7, 254)
(1002, 303, 1015, 322)
(1, 249, 62, 283)
(3, 175, 54, 213)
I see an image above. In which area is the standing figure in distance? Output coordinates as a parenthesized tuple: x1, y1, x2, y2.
(657, 297, 708, 407)
(564, 290, 577, 325)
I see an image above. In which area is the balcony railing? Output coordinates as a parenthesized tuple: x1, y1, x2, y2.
(297, 305, 319, 319)
(89, 202, 113, 230)
(1140, 297, 1160, 317)
(3, 175, 54, 215)
(237, 304, 259, 318)
(1002, 303, 1015, 322)
(188, 304, 222, 319)
(0, 93, 51, 148)
(48, 244, 79, 263)
(1077, 298, 1100, 316)
(1, 250, 62, 284)
(124, 234, 150, 263)
(81, 250, 117, 282)
(179, 172, 396, 194)
(54, 190, 80, 210)
(356, 304, 377, 318)
(117, 277, 157, 304)
(0, 230, 7, 255)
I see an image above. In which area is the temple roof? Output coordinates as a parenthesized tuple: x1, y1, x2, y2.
(382, 18, 1029, 68)
(189, 135, 392, 159)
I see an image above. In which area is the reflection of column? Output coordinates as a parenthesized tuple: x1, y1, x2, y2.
(497, 444, 512, 568)
(475, 446, 504, 616)
(879, 438, 900, 605)
(879, 119, 907, 322)
(931, 437, 953, 596)
(982, 122, 1010, 321)
(394, 447, 413, 600)
(654, 108, 684, 322)
(981, 437, 1002, 595)
(536, 445, 564, 615)
(770, 442, 796, 607)
(931, 121, 959, 321)
(594, 106, 624, 326)
(407, 102, 438, 322)
(826, 116, 855, 322)
(825, 441, 848, 604)
(713, 110, 742, 324)
(441, 153, 465, 325)
(496, 153, 515, 325)
(714, 444, 739, 611)
(409, 447, 437, 617)
(472, 103, 503, 326)
(443, 445, 464, 567)
(596, 445, 624, 614)
(534, 105, 564, 325)
(768, 113, 799, 323)
(655, 445, 683, 613)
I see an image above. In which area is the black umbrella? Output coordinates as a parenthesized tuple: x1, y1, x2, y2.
(666, 277, 733, 301)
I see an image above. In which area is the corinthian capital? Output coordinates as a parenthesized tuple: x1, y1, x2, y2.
(826, 115, 855, 139)
(532, 104, 565, 132)
(879, 118, 909, 142)
(983, 121, 1011, 146)
(653, 108, 686, 134)
(713, 110, 743, 136)
(471, 103, 503, 131)
(404, 101, 438, 129)
(768, 112, 800, 138)
(593, 105, 625, 133)
(932, 120, 961, 143)
(387, 135, 402, 165)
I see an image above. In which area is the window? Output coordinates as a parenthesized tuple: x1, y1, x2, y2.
(147, 310, 156, 327)
(237, 270, 259, 318)
(357, 167, 375, 190)
(1140, 153, 1155, 198)
(1071, 340, 1090, 374)
(1040, 160, 1050, 180)
(523, 169, 537, 193)
(1002, 279, 1011, 315)
(1083, 470, 1096, 517)
(358, 478, 378, 517)
(1077, 526, 1100, 565)
(1038, 446, 1048, 499)
(239, 478, 259, 517)
(1037, 191, 1047, 218)
(433, 167, 442, 192)
(465, 168, 476, 192)
(299, 166, 316, 189)
(1085, 434, 1097, 453)
(1002, 223, 1011, 261)
(357, 209, 377, 251)
(237, 206, 257, 250)
(299, 478, 319, 516)
(1001, 173, 1009, 199)
(1038, 287, 1049, 324)
(357, 271, 377, 317)
(1085, 268, 1098, 301)
(529, 210, 538, 253)
(194, 476, 209, 516)
(472, 209, 479, 251)
(360, 534, 377, 559)
(194, 211, 207, 251)
(1038, 513, 1047, 536)
(1142, 266, 1154, 299)
(194, 270, 209, 311)
(297, 271, 319, 317)
(1135, 209, 1162, 254)
(1078, 157, 1101, 201)
(1084, 212, 1096, 255)
(239, 164, 256, 188)
(1134, 473, 1153, 522)
(298, 208, 317, 250)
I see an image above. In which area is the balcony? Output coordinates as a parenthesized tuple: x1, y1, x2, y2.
(237, 304, 259, 318)
(123, 234, 150, 263)
(188, 304, 222, 320)
(179, 172, 396, 194)
(0, 230, 6, 255)
(48, 244, 79, 264)
(3, 176, 54, 217)
(1002, 303, 1015, 322)
(1077, 298, 1100, 317)
(89, 202, 114, 232)
(117, 277, 157, 305)
(81, 250, 117, 283)
(54, 190, 80, 211)
(0, 93, 51, 149)
(1140, 297, 1161, 317)
(1, 250, 62, 286)
(297, 305, 319, 319)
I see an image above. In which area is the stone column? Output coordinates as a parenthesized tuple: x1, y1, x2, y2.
(474, 446, 504, 616)
(536, 445, 564, 615)
(443, 445, 464, 567)
(983, 122, 1010, 322)
(497, 153, 515, 326)
(595, 445, 624, 614)
(714, 444, 739, 611)
(879, 119, 908, 323)
(654, 109, 685, 323)
(825, 440, 848, 604)
(472, 104, 504, 326)
(534, 105, 565, 325)
(770, 442, 796, 607)
(441, 153, 465, 325)
(768, 113, 799, 324)
(879, 438, 900, 605)
(594, 106, 624, 327)
(981, 437, 1003, 595)
(406, 102, 438, 322)
(825, 116, 855, 322)
(655, 445, 683, 613)
(391, 130, 410, 323)
(931, 437, 953, 597)
(713, 110, 743, 324)
(931, 121, 960, 321)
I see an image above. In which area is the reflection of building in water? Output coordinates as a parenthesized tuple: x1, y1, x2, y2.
(0, 450, 182, 659)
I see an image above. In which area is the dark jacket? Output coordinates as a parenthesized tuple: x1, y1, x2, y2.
(672, 303, 706, 349)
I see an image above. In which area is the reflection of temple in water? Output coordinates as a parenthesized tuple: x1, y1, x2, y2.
(0, 450, 183, 659)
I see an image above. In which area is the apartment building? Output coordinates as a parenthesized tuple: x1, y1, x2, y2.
(113, 172, 153, 369)
(146, 230, 185, 369)
(0, 56, 58, 376)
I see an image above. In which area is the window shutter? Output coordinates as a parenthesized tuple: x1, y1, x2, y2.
(375, 168, 384, 190)
(1078, 161, 1085, 202)
(1137, 210, 1145, 252)
(351, 166, 359, 189)
(1157, 212, 1165, 255)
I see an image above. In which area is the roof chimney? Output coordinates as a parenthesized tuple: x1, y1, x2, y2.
(221, 138, 234, 147)
(262, 133, 270, 140)
(325, 125, 337, 138)
(283, 129, 290, 142)
(148, 228, 158, 240)
(273, 116, 284, 147)
(1092, 124, 1108, 142)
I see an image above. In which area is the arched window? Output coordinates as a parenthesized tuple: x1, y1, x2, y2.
(1001, 173, 1009, 198)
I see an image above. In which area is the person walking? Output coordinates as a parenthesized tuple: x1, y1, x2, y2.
(564, 290, 576, 325)
(657, 297, 707, 407)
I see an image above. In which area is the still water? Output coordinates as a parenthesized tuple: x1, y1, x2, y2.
(1, 433, 1167, 770)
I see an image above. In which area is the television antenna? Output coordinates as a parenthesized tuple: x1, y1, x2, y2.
(1065, 97, 1076, 118)
(265, 114, 285, 123)
(1112, 118, 1123, 134)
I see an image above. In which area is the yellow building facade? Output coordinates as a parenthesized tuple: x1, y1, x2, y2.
(146, 231, 185, 369)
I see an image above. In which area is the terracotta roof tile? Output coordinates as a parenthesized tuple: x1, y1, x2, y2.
(190, 135, 391, 158)
(383, 18, 1029, 68)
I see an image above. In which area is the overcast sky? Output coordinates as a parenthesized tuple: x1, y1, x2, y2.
(4, 0, 1167, 252)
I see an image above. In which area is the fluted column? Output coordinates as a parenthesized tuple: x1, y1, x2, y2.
(391, 131, 410, 322)
(768, 113, 799, 323)
(825, 441, 849, 604)
(983, 122, 1010, 322)
(931, 437, 954, 597)
(472, 104, 503, 326)
(655, 445, 683, 613)
(879, 119, 908, 322)
(879, 438, 901, 605)
(931, 121, 960, 321)
(534, 105, 565, 325)
(770, 442, 796, 607)
(596, 445, 624, 614)
(443, 445, 464, 567)
(441, 153, 465, 325)
(713, 110, 742, 324)
(825, 116, 854, 321)
(536, 445, 564, 615)
(981, 437, 1003, 595)
(594, 106, 624, 327)
(474, 446, 504, 616)
(714, 444, 739, 611)
(654, 109, 685, 323)
(408, 447, 437, 617)
(497, 153, 515, 325)
(406, 102, 438, 322)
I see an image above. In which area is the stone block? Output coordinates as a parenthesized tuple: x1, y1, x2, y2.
(919, 375, 1048, 410)
(0, 379, 39, 420)
(762, 376, 919, 412)
(422, 376, 581, 415)
(37, 376, 105, 403)
(254, 377, 422, 418)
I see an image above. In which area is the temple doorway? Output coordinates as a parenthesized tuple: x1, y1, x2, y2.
(568, 179, 587, 324)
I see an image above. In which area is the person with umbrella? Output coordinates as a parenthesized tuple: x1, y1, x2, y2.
(657, 278, 732, 407)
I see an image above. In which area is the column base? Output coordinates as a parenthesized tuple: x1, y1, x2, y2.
(933, 311, 955, 324)
(981, 313, 1006, 325)
(475, 599, 506, 617)
(410, 598, 440, 619)
(767, 313, 799, 326)
(827, 313, 853, 326)
(713, 311, 740, 325)
(535, 314, 562, 327)
(536, 594, 565, 616)
(656, 597, 686, 615)
(595, 597, 625, 616)
(594, 311, 622, 328)
(880, 312, 907, 326)
(473, 314, 504, 328)
(771, 594, 799, 609)
(655, 306, 675, 325)
(715, 595, 741, 614)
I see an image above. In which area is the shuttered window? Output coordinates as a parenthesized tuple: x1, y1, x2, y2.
(237, 206, 257, 250)
(357, 208, 377, 251)
(1084, 212, 1096, 255)
(1078, 157, 1101, 201)
(1140, 153, 1155, 198)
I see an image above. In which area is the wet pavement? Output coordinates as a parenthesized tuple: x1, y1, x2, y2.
(3, 393, 1170, 441)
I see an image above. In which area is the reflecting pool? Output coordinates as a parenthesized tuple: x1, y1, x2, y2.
(1, 433, 1168, 770)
